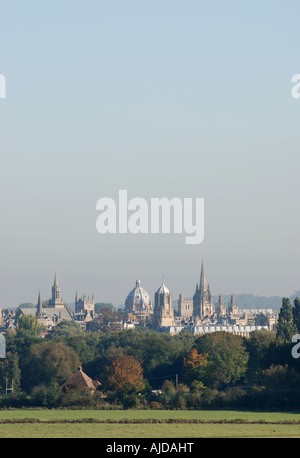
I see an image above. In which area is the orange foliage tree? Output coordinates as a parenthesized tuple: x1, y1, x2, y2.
(182, 347, 208, 389)
(106, 355, 145, 395)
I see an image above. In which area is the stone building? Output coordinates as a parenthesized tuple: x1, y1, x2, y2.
(124, 278, 153, 320)
(48, 272, 65, 308)
(178, 294, 193, 319)
(193, 260, 214, 319)
(228, 295, 239, 314)
(216, 295, 227, 317)
(178, 260, 214, 320)
(19, 274, 74, 329)
(153, 280, 174, 329)
(74, 293, 95, 323)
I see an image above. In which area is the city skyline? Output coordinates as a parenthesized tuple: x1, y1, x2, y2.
(2, 264, 297, 311)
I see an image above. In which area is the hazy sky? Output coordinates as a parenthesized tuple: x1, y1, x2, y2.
(1, 0, 300, 308)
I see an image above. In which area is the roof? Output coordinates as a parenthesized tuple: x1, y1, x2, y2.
(61, 367, 101, 391)
(20, 306, 74, 322)
(126, 278, 151, 305)
(156, 281, 170, 295)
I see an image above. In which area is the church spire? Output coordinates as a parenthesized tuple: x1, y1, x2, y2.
(37, 290, 43, 318)
(199, 258, 207, 292)
(54, 271, 59, 287)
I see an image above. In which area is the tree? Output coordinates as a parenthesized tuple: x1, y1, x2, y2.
(245, 330, 276, 383)
(293, 297, 300, 334)
(195, 331, 249, 389)
(276, 298, 297, 342)
(86, 307, 122, 332)
(15, 314, 43, 363)
(105, 355, 145, 395)
(16, 314, 42, 339)
(21, 341, 80, 392)
(182, 347, 208, 388)
(47, 320, 83, 339)
(0, 352, 21, 394)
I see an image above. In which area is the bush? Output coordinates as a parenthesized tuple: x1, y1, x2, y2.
(121, 394, 140, 409)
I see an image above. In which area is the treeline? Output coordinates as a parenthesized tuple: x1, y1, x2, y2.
(0, 297, 300, 410)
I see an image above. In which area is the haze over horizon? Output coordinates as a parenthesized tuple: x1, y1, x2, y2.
(1, 1, 300, 309)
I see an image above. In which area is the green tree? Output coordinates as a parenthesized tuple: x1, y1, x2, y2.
(245, 330, 276, 383)
(15, 314, 43, 364)
(0, 352, 21, 394)
(21, 341, 80, 392)
(195, 331, 249, 389)
(293, 297, 300, 333)
(47, 320, 83, 339)
(276, 298, 297, 342)
(16, 314, 42, 339)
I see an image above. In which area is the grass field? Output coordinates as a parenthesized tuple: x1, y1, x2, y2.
(1, 409, 300, 438)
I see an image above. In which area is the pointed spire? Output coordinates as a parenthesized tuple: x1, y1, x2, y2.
(54, 271, 59, 287)
(37, 290, 43, 318)
(199, 258, 207, 292)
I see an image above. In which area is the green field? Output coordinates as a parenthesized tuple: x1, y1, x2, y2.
(1, 409, 300, 438)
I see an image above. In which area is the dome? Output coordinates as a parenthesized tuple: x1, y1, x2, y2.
(156, 281, 170, 295)
(125, 279, 152, 315)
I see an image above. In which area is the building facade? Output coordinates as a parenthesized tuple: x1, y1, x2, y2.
(124, 278, 153, 320)
(153, 281, 174, 328)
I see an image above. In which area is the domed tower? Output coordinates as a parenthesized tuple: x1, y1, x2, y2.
(124, 279, 153, 320)
(153, 280, 174, 329)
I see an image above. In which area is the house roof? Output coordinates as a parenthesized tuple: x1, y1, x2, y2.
(61, 367, 101, 391)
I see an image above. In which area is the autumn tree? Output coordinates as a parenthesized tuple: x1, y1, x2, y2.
(182, 347, 208, 390)
(105, 355, 145, 395)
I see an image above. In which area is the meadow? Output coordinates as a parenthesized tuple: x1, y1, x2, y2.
(1, 409, 300, 438)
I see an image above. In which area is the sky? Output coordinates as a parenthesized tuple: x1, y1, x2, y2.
(0, 0, 300, 308)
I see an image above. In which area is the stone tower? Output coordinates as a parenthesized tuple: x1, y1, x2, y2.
(193, 260, 214, 319)
(153, 280, 174, 328)
(75, 292, 95, 314)
(216, 295, 226, 317)
(228, 295, 239, 314)
(48, 272, 65, 308)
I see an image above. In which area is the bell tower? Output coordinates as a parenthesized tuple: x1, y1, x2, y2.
(49, 272, 65, 308)
(153, 279, 174, 328)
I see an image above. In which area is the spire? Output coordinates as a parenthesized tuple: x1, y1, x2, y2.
(199, 258, 207, 292)
(54, 271, 59, 287)
(37, 290, 43, 318)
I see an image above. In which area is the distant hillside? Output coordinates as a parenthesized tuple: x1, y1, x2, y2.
(213, 291, 300, 311)
(213, 294, 282, 310)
